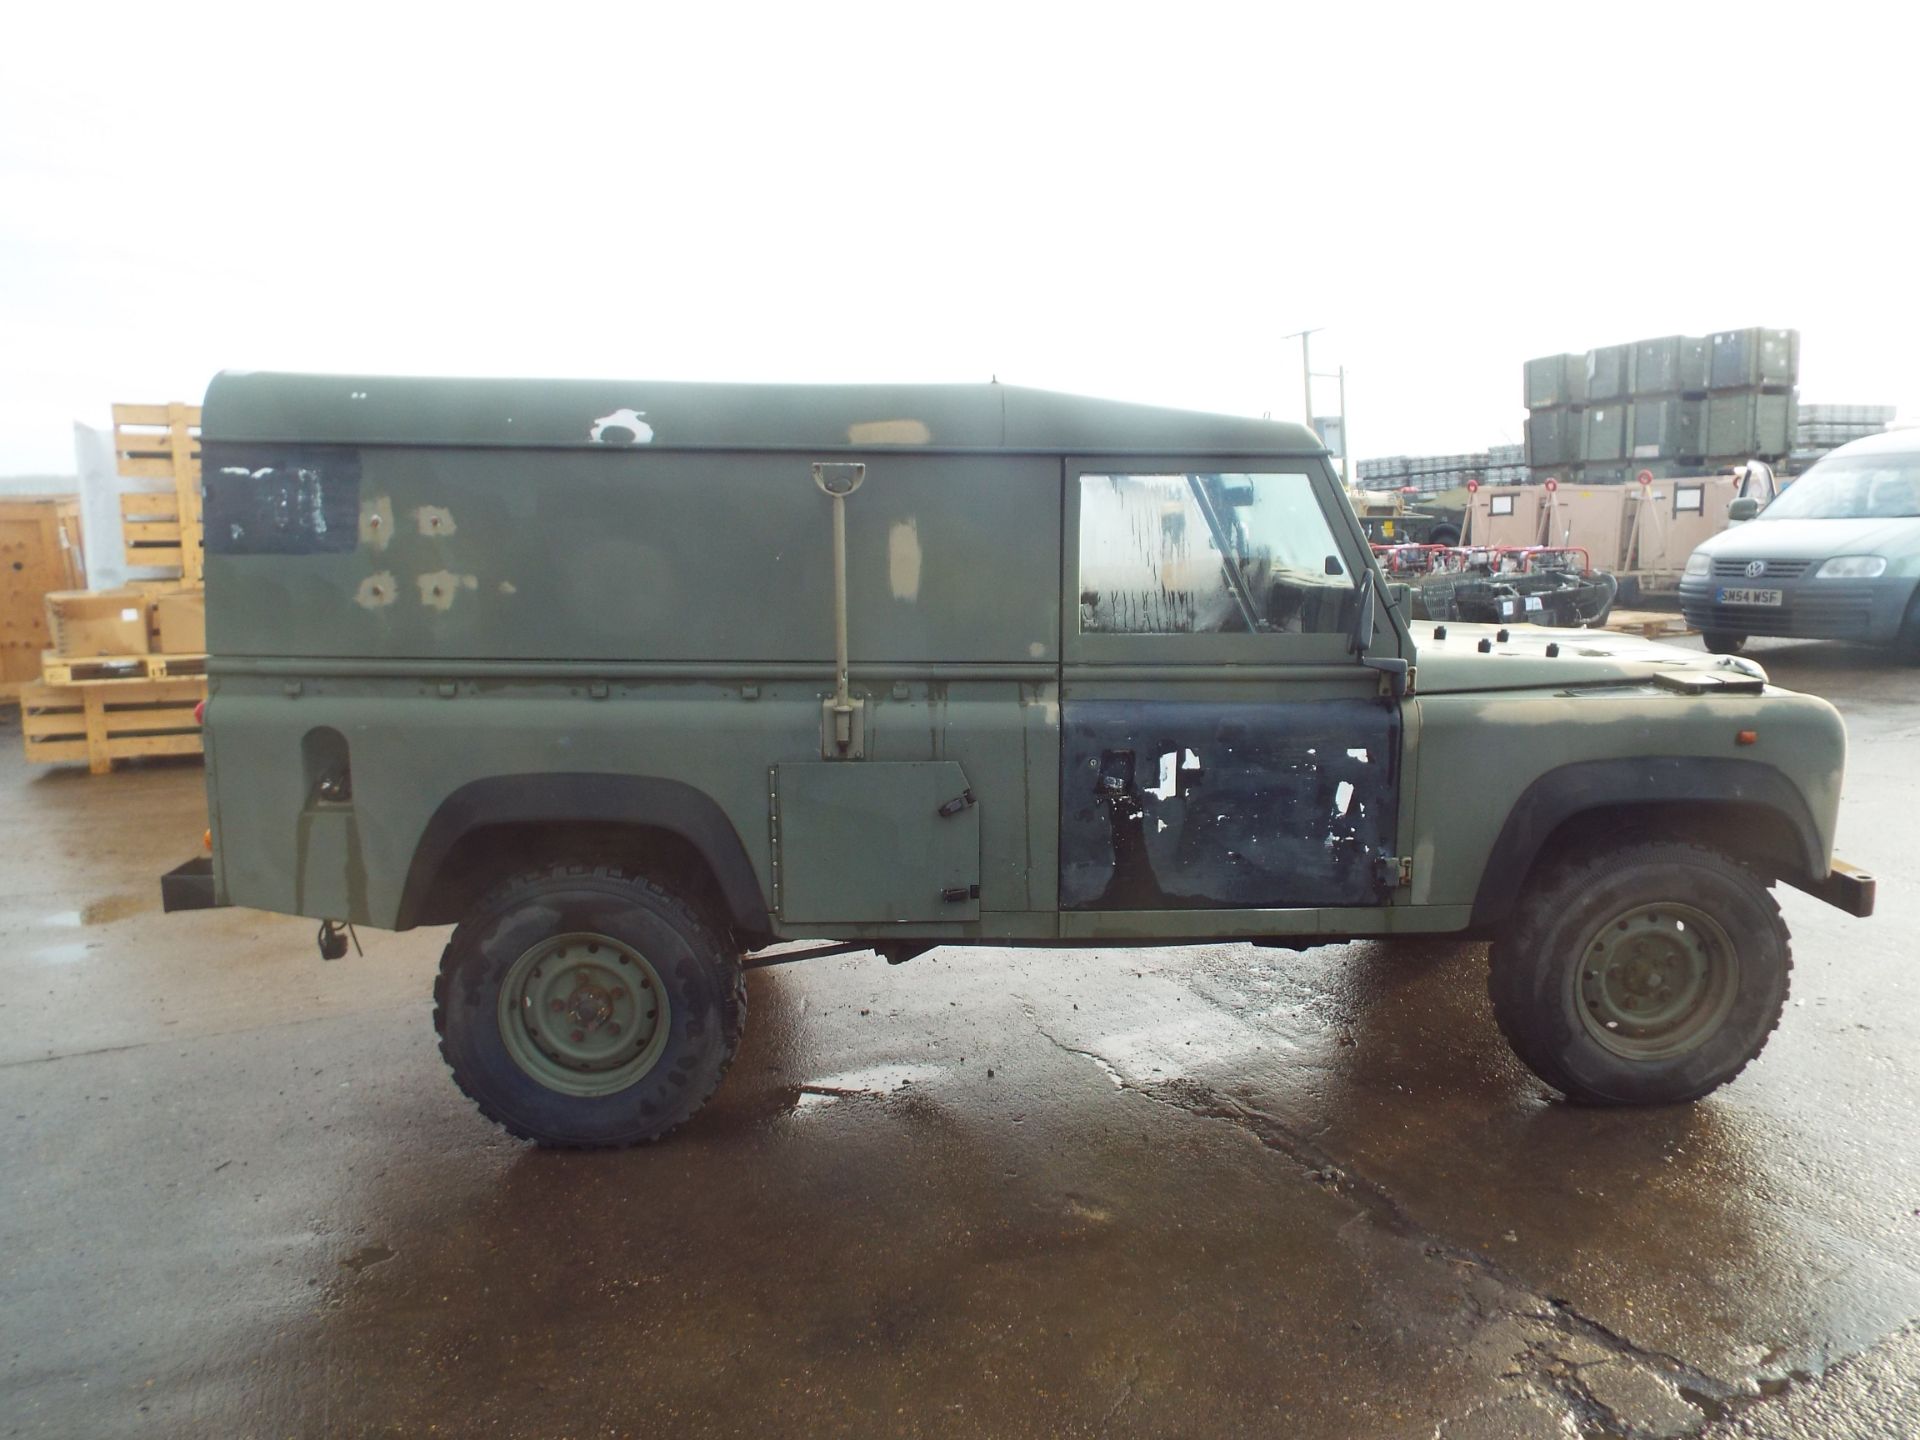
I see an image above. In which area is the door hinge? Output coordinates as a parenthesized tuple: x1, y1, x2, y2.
(1397, 856, 1413, 887)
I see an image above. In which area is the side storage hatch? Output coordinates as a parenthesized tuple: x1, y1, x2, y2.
(773, 761, 981, 923)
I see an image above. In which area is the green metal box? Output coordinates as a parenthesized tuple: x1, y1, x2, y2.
(1525, 354, 1588, 409)
(1629, 398, 1705, 460)
(1706, 390, 1794, 459)
(1525, 406, 1584, 466)
(1585, 345, 1635, 403)
(1709, 328, 1799, 390)
(1585, 404, 1629, 461)
(1632, 336, 1713, 397)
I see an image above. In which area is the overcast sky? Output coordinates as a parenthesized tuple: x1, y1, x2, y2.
(3, 3, 1912, 475)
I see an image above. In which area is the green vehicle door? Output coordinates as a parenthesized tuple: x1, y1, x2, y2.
(1059, 460, 1405, 915)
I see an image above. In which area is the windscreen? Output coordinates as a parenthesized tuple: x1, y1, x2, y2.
(1761, 450, 1920, 520)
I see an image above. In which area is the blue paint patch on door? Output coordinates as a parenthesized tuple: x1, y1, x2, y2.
(1060, 698, 1400, 910)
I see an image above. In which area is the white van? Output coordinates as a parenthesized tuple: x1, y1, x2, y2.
(1678, 428, 1920, 657)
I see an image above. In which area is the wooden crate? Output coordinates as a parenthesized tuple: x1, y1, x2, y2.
(44, 588, 152, 658)
(114, 402, 203, 586)
(19, 676, 206, 775)
(0, 496, 85, 700)
(1603, 609, 1696, 640)
(40, 651, 207, 686)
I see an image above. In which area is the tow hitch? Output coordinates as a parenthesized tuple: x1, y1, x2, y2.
(317, 920, 362, 961)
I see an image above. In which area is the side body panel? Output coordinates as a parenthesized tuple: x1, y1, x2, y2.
(207, 672, 1061, 937)
(203, 442, 1065, 937)
(1408, 684, 1848, 913)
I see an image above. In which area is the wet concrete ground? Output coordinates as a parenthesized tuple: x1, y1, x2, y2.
(2, 637, 1916, 1438)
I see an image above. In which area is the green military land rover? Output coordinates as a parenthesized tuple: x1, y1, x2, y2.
(163, 373, 1874, 1147)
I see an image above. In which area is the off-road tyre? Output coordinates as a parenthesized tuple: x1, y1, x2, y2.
(433, 863, 746, 1147)
(1702, 631, 1746, 655)
(1488, 841, 1790, 1105)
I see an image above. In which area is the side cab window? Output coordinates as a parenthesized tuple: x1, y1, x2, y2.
(1067, 463, 1371, 664)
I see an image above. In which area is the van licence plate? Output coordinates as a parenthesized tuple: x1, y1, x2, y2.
(1716, 587, 1783, 607)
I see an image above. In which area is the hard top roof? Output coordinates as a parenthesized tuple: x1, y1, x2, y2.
(202, 372, 1326, 458)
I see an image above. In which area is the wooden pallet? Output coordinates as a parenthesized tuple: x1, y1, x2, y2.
(39, 651, 208, 686)
(1603, 608, 1697, 640)
(19, 677, 205, 774)
(114, 402, 203, 586)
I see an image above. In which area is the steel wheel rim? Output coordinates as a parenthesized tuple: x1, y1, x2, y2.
(497, 931, 670, 1096)
(1575, 902, 1739, 1061)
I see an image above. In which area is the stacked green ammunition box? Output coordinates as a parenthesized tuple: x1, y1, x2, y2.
(1523, 327, 1798, 483)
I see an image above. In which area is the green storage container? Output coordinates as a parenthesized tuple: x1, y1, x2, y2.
(1585, 403, 1629, 461)
(1525, 354, 1588, 408)
(1706, 390, 1794, 458)
(1709, 328, 1799, 390)
(1629, 398, 1705, 459)
(1632, 337, 1681, 397)
(1632, 336, 1713, 397)
(1526, 407, 1585, 467)
(1585, 344, 1634, 402)
(1678, 335, 1712, 393)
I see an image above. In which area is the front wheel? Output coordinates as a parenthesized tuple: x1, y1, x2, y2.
(434, 863, 746, 1147)
(1702, 631, 1747, 655)
(1488, 841, 1789, 1104)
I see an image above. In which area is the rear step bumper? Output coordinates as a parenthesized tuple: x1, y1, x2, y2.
(1786, 857, 1876, 918)
(161, 857, 224, 913)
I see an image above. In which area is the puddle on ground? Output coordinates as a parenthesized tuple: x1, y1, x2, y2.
(82, 893, 148, 925)
(43, 893, 149, 928)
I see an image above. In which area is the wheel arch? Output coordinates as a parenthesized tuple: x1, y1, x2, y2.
(1469, 758, 1824, 931)
(397, 773, 772, 943)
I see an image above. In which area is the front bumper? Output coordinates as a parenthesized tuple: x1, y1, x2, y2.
(161, 857, 226, 913)
(1785, 857, 1876, 917)
(1678, 574, 1914, 644)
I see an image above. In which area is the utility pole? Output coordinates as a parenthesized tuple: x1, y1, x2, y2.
(1284, 327, 1349, 485)
(1336, 365, 1349, 487)
(1283, 327, 1322, 427)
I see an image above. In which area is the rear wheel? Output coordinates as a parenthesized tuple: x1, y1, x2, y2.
(1488, 841, 1789, 1104)
(434, 863, 746, 1147)
(1702, 631, 1746, 655)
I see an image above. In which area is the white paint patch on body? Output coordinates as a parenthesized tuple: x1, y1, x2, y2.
(588, 408, 653, 444)
(417, 570, 479, 611)
(415, 504, 456, 537)
(1181, 749, 1201, 770)
(847, 418, 932, 445)
(359, 497, 395, 551)
(1346, 748, 1370, 761)
(1335, 780, 1355, 816)
(355, 572, 398, 609)
(1146, 751, 1179, 801)
(887, 518, 923, 600)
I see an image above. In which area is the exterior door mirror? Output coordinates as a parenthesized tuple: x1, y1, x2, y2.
(1728, 496, 1761, 522)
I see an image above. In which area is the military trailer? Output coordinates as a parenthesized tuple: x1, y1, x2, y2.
(163, 374, 1874, 1147)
